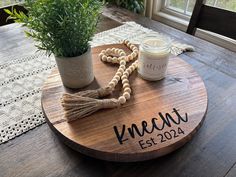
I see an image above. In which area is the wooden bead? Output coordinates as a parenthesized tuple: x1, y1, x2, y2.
(107, 57, 112, 62)
(121, 75, 127, 80)
(111, 60, 118, 63)
(108, 82, 115, 88)
(114, 75, 120, 81)
(125, 40, 129, 44)
(119, 49, 123, 53)
(116, 71, 122, 77)
(122, 79, 129, 84)
(127, 55, 133, 61)
(124, 87, 131, 94)
(106, 48, 112, 53)
(120, 52, 126, 56)
(123, 71, 129, 77)
(112, 78, 118, 83)
(118, 96, 126, 104)
(112, 57, 118, 63)
(123, 92, 130, 100)
(127, 68, 132, 74)
(118, 68, 124, 73)
(120, 60, 126, 65)
(130, 65, 136, 71)
(99, 53, 103, 59)
(114, 48, 119, 54)
(127, 42, 131, 47)
(123, 83, 130, 89)
(120, 65, 126, 70)
(117, 57, 122, 63)
(130, 45, 136, 49)
(112, 79, 118, 85)
(117, 57, 121, 62)
(133, 61, 138, 67)
(111, 48, 116, 52)
(101, 55, 107, 61)
(131, 52, 137, 58)
(106, 86, 114, 92)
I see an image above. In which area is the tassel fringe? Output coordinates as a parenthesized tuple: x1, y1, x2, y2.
(61, 93, 120, 122)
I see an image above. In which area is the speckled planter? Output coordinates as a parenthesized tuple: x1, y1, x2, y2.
(55, 47, 94, 89)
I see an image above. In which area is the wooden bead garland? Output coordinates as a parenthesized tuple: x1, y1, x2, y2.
(98, 40, 138, 104)
(61, 40, 139, 122)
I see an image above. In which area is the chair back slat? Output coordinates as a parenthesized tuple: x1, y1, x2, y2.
(187, 0, 236, 40)
(187, 0, 205, 34)
(198, 5, 236, 39)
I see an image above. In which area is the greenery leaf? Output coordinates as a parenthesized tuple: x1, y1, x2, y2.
(103, 0, 144, 13)
(8, 0, 103, 57)
(4, 9, 12, 15)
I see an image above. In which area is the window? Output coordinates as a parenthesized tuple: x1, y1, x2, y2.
(164, 0, 236, 17)
(151, 0, 236, 52)
(1, 0, 15, 7)
(0, 0, 23, 8)
(164, 0, 196, 16)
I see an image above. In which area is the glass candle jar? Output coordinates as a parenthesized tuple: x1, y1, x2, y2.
(138, 34, 171, 81)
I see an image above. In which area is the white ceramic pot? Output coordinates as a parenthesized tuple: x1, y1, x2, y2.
(55, 47, 94, 88)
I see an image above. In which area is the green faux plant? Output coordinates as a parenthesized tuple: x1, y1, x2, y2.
(5, 0, 103, 57)
(103, 0, 144, 14)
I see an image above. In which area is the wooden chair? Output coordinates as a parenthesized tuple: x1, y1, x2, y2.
(0, 5, 27, 26)
(187, 0, 236, 40)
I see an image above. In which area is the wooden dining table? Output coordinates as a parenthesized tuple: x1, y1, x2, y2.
(0, 6, 236, 177)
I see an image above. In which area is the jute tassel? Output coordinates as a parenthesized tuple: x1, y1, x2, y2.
(61, 93, 120, 122)
(74, 86, 112, 99)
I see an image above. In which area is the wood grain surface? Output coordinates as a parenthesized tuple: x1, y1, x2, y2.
(1, 6, 236, 177)
(41, 44, 208, 162)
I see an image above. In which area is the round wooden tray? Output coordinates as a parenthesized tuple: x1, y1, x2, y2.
(42, 44, 208, 162)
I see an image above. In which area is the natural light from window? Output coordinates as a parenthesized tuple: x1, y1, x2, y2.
(165, 0, 236, 16)
(0, 0, 23, 7)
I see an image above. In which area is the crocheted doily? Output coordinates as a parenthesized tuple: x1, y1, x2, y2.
(0, 21, 194, 144)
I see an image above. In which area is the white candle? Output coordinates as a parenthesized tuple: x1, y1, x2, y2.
(138, 34, 171, 81)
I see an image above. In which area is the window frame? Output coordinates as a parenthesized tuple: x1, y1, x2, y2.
(149, 0, 236, 52)
(152, 0, 189, 31)
(160, 0, 191, 20)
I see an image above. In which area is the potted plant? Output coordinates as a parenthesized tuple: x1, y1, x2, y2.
(6, 0, 103, 88)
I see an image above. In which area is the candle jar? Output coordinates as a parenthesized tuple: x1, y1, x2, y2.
(138, 34, 171, 81)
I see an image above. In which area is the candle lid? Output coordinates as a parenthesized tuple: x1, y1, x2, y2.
(141, 34, 171, 53)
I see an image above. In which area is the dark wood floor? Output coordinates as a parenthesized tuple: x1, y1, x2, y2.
(0, 6, 236, 177)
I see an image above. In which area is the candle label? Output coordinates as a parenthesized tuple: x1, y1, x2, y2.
(113, 108, 188, 150)
(138, 54, 169, 80)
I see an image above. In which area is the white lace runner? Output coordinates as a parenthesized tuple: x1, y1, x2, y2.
(0, 21, 193, 144)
